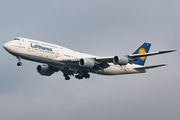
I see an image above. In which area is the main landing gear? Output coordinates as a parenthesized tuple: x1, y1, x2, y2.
(63, 73, 70, 80)
(17, 57, 22, 66)
(75, 73, 90, 80)
(63, 72, 90, 80)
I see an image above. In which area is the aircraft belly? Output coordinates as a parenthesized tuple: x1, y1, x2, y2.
(9, 51, 57, 65)
(96, 65, 141, 75)
(96, 66, 124, 75)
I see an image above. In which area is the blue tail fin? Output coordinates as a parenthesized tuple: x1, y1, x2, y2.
(131, 42, 151, 66)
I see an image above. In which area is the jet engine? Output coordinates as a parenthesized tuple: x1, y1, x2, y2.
(113, 56, 128, 65)
(37, 65, 54, 76)
(79, 58, 95, 68)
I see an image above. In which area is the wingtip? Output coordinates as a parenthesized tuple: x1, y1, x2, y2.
(159, 49, 177, 54)
(163, 64, 168, 66)
(159, 64, 167, 67)
(170, 49, 177, 52)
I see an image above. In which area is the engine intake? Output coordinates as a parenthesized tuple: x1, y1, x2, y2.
(37, 65, 54, 76)
(113, 56, 128, 65)
(79, 58, 95, 68)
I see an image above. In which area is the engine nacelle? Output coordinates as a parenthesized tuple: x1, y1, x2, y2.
(37, 65, 54, 76)
(113, 56, 128, 65)
(79, 58, 95, 68)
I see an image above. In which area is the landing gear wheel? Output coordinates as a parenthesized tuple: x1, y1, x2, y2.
(17, 57, 22, 66)
(64, 73, 70, 80)
(75, 75, 79, 79)
(84, 74, 90, 79)
(17, 62, 22, 66)
(65, 76, 70, 80)
(75, 75, 83, 80)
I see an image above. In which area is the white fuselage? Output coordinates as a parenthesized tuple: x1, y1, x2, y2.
(4, 38, 146, 75)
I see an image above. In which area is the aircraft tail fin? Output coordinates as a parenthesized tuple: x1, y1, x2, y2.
(131, 42, 151, 66)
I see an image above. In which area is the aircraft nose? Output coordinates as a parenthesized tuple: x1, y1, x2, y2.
(3, 42, 11, 52)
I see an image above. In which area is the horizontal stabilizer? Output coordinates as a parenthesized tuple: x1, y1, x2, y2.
(134, 64, 167, 70)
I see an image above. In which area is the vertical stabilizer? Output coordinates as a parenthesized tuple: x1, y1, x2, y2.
(131, 42, 151, 66)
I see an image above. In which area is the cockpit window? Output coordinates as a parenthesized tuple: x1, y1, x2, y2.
(14, 38, 20, 40)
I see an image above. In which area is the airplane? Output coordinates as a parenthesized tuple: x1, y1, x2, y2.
(3, 37, 176, 80)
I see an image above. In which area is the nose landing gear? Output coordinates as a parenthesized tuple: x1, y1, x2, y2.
(17, 57, 22, 66)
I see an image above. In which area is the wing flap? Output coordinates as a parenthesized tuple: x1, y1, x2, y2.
(95, 56, 114, 62)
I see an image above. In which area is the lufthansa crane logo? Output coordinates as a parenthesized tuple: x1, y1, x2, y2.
(138, 48, 146, 61)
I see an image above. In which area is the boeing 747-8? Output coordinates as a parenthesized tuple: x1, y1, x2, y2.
(3, 37, 176, 80)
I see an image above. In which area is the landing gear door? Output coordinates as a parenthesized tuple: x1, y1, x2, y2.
(56, 52, 59, 57)
(27, 45, 32, 52)
(55, 48, 60, 58)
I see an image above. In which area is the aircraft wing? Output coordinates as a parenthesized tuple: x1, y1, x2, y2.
(95, 56, 114, 62)
(57, 49, 176, 64)
(57, 57, 111, 71)
(54, 49, 176, 72)
(128, 50, 176, 59)
(94, 50, 176, 64)
(59, 56, 114, 63)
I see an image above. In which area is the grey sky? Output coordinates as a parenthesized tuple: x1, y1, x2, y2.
(0, 0, 180, 120)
